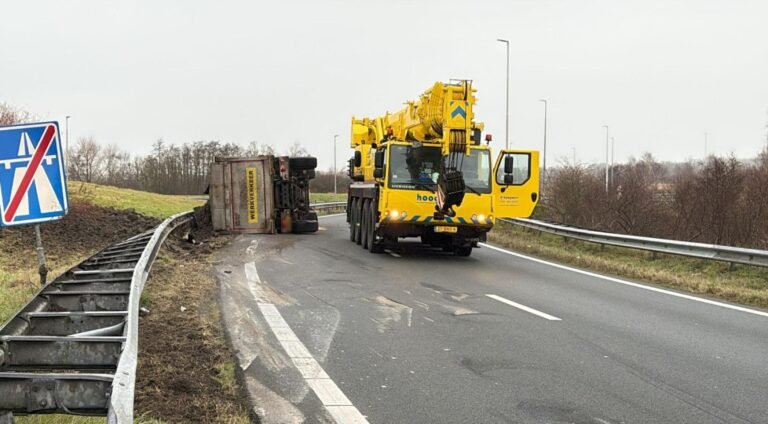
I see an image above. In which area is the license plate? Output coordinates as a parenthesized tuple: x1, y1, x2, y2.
(434, 226, 457, 233)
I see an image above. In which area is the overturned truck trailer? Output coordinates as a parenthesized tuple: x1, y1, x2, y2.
(209, 156, 319, 234)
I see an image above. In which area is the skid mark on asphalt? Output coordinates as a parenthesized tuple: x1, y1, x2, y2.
(245, 261, 369, 424)
(486, 294, 562, 321)
(369, 295, 413, 331)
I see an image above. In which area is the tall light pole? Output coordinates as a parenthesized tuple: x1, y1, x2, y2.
(333, 134, 339, 194)
(497, 38, 510, 149)
(65, 115, 71, 159)
(538, 99, 547, 183)
(610, 136, 615, 187)
(603, 125, 609, 193)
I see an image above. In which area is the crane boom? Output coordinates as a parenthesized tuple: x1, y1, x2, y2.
(351, 80, 483, 216)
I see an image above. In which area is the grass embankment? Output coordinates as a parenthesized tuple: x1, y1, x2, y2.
(2, 182, 244, 423)
(69, 181, 205, 219)
(489, 221, 768, 309)
(1, 182, 199, 324)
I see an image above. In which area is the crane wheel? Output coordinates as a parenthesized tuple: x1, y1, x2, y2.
(368, 201, 383, 253)
(361, 200, 370, 249)
(454, 246, 473, 257)
(349, 198, 358, 242)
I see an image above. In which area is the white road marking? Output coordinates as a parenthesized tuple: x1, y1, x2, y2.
(480, 243, 768, 318)
(486, 294, 562, 321)
(254, 301, 369, 423)
(319, 213, 347, 218)
(386, 250, 401, 258)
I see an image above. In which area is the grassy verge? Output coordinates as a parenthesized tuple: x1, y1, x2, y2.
(133, 234, 250, 423)
(488, 221, 768, 308)
(69, 181, 205, 219)
(310, 192, 347, 203)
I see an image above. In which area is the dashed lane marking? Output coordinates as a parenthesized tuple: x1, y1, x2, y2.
(486, 294, 562, 321)
(480, 243, 768, 319)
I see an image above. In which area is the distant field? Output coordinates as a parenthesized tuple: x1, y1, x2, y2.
(69, 181, 205, 218)
(310, 192, 347, 203)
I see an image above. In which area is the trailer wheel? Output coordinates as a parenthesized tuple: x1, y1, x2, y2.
(292, 219, 318, 233)
(360, 200, 370, 249)
(288, 157, 317, 171)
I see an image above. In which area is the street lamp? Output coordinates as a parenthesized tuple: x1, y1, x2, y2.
(610, 136, 615, 185)
(539, 99, 547, 184)
(603, 125, 609, 192)
(333, 134, 339, 194)
(65, 115, 71, 159)
(497, 38, 510, 149)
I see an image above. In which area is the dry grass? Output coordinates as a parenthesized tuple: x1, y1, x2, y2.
(133, 233, 250, 424)
(489, 221, 768, 308)
(69, 181, 204, 219)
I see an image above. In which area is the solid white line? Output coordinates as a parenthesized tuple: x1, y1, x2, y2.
(254, 303, 369, 424)
(480, 242, 768, 318)
(486, 294, 562, 321)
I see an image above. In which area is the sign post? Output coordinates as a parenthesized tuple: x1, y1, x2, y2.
(0, 121, 68, 285)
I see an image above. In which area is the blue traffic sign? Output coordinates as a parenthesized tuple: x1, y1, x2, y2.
(0, 121, 68, 227)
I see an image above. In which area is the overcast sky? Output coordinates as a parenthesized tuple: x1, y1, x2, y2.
(2, 0, 767, 169)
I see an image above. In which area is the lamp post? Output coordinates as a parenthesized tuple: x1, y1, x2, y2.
(610, 136, 615, 186)
(539, 99, 548, 184)
(65, 115, 71, 159)
(333, 134, 339, 194)
(497, 38, 510, 149)
(603, 125, 609, 193)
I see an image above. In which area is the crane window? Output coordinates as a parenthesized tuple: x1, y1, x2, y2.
(496, 152, 531, 185)
(388, 145, 491, 193)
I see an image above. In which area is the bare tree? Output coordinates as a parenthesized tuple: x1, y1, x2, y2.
(0, 103, 33, 125)
(69, 137, 104, 183)
(288, 142, 308, 156)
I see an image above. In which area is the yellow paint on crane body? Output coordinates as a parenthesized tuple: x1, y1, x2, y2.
(349, 80, 539, 241)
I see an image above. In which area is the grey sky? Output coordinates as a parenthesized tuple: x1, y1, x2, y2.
(2, 0, 767, 170)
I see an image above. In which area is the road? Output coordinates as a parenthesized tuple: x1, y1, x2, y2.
(215, 214, 768, 424)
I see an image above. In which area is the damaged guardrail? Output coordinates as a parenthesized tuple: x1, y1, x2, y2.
(0, 211, 193, 424)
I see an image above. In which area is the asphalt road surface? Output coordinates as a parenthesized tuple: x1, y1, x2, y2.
(215, 213, 768, 424)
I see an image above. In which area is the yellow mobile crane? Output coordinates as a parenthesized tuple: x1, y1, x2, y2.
(347, 80, 539, 256)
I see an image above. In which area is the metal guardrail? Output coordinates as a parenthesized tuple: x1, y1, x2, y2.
(312, 201, 347, 214)
(309, 201, 768, 268)
(0, 211, 193, 423)
(502, 218, 768, 268)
